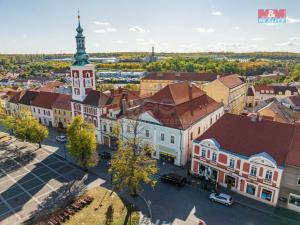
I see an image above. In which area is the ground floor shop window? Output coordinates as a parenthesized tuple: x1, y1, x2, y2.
(289, 194, 300, 208)
(246, 184, 256, 195)
(261, 189, 272, 201)
(225, 175, 236, 189)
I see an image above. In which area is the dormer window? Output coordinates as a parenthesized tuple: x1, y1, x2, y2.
(86, 72, 90, 78)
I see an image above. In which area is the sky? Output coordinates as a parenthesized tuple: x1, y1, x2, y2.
(0, 0, 300, 54)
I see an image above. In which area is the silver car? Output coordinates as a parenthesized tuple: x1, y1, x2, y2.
(56, 135, 67, 143)
(209, 193, 233, 206)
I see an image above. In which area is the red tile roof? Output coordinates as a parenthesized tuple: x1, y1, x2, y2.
(254, 85, 299, 95)
(150, 81, 205, 105)
(126, 82, 223, 129)
(142, 72, 222, 82)
(31, 91, 60, 109)
(8, 91, 25, 104)
(52, 94, 72, 111)
(285, 126, 300, 167)
(289, 95, 300, 107)
(18, 90, 39, 106)
(82, 90, 110, 107)
(195, 113, 300, 167)
(218, 74, 244, 89)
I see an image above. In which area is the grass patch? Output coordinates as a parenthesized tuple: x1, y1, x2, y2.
(62, 187, 139, 225)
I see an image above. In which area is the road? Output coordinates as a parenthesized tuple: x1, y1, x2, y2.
(2, 126, 300, 225)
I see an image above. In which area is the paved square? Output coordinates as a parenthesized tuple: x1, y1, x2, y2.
(0, 139, 87, 225)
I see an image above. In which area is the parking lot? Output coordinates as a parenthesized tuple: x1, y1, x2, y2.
(0, 137, 89, 225)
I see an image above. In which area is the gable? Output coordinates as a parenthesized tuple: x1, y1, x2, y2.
(139, 111, 161, 124)
(249, 152, 278, 168)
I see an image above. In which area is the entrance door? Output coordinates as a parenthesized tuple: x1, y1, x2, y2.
(159, 153, 175, 164)
(225, 175, 236, 190)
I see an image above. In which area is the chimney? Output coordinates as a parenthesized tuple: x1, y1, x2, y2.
(188, 82, 193, 100)
(152, 46, 155, 57)
(250, 114, 256, 122)
(122, 98, 127, 113)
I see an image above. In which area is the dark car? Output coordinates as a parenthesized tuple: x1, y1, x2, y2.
(100, 151, 111, 159)
(160, 173, 187, 186)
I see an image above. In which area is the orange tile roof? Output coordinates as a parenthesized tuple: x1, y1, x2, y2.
(218, 74, 244, 89)
(195, 113, 300, 167)
(126, 82, 223, 129)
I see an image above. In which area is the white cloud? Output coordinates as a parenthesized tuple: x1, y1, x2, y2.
(289, 37, 300, 41)
(106, 28, 117, 32)
(251, 37, 265, 41)
(94, 21, 110, 26)
(286, 17, 300, 24)
(196, 27, 215, 33)
(276, 41, 297, 47)
(234, 26, 240, 30)
(94, 29, 107, 33)
(136, 38, 145, 42)
(94, 27, 117, 33)
(129, 26, 150, 33)
(211, 11, 222, 16)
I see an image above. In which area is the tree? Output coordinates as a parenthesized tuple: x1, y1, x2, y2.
(67, 116, 98, 170)
(3, 109, 48, 148)
(96, 83, 114, 92)
(2, 115, 16, 134)
(109, 120, 158, 196)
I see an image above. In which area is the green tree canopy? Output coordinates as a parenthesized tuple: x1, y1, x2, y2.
(67, 116, 98, 170)
(109, 120, 158, 196)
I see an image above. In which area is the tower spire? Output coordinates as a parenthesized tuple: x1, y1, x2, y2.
(73, 10, 89, 66)
(77, 8, 80, 24)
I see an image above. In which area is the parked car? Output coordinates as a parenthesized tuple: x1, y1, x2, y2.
(100, 151, 111, 160)
(56, 135, 67, 143)
(209, 193, 233, 206)
(160, 173, 187, 186)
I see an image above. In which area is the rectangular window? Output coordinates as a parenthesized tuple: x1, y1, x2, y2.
(110, 126, 112, 133)
(212, 152, 217, 162)
(170, 135, 175, 144)
(33, 108, 35, 113)
(127, 125, 130, 133)
(64, 111, 66, 116)
(145, 130, 150, 137)
(161, 133, 165, 141)
(289, 194, 300, 208)
(38, 109, 40, 114)
(201, 149, 206, 158)
(198, 127, 200, 134)
(246, 184, 256, 196)
(229, 158, 235, 168)
(190, 132, 193, 140)
(298, 176, 300, 186)
(250, 166, 257, 176)
(43, 110, 46, 115)
(265, 170, 273, 181)
(103, 125, 107, 132)
(261, 189, 272, 201)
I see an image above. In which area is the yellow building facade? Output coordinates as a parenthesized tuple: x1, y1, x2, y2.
(52, 94, 72, 129)
(202, 75, 247, 115)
